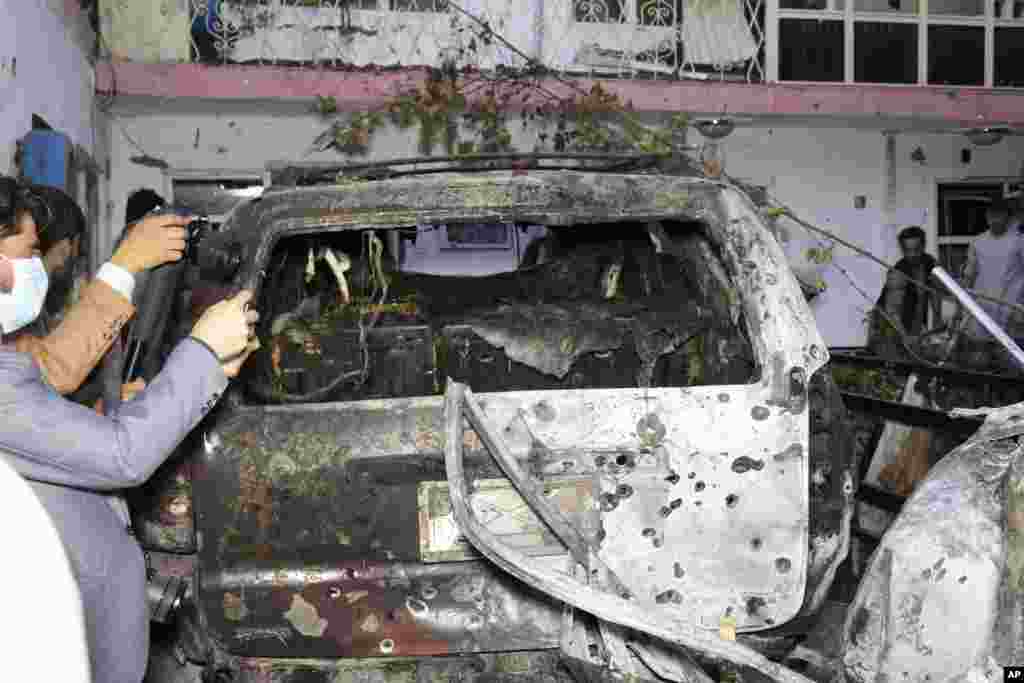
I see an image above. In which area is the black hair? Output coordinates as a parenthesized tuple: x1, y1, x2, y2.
(0, 176, 45, 240)
(897, 225, 926, 245)
(125, 189, 165, 226)
(30, 184, 86, 254)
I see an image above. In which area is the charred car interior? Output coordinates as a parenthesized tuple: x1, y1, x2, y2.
(128, 169, 854, 683)
(241, 219, 757, 406)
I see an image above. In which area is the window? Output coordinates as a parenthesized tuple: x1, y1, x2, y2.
(779, 19, 843, 82)
(995, 27, 1024, 87)
(774, 0, 1024, 86)
(854, 22, 917, 84)
(936, 183, 1004, 279)
(928, 25, 984, 86)
(637, 0, 681, 25)
(574, 0, 627, 22)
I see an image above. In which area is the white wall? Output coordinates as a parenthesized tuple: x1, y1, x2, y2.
(0, 0, 98, 174)
(722, 125, 891, 347)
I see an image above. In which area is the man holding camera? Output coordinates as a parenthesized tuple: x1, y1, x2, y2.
(0, 176, 260, 683)
(0, 179, 187, 401)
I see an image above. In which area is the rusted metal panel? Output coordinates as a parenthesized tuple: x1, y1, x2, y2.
(203, 560, 562, 659)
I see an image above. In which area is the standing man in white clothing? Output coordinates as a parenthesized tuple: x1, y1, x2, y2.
(954, 197, 1024, 370)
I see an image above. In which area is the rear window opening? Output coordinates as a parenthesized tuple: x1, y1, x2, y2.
(240, 220, 758, 405)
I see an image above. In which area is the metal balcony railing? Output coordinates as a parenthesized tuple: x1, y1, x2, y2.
(98, 0, 766, 82)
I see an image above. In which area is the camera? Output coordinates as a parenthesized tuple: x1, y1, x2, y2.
(146, 207, 241, 280)
(185, 215, 212, 263)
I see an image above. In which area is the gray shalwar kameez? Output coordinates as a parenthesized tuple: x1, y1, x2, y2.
(0, 338, 228, 683)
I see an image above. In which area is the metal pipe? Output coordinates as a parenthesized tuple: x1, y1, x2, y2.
(931, 265, 1024, 370)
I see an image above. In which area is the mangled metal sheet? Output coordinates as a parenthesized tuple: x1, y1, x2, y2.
(467, 303, 624, 379)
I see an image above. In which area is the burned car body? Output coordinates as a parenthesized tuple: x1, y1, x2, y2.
(135, 166, 853, 682)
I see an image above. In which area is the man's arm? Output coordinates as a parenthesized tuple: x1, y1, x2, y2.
(14, 277, 134, 394)
(952, 244, 979, 330)
(0, 338, 228, 490)
(10, 213, 189, 394)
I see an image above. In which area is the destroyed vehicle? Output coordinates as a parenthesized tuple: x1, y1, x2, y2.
(132, 159, 853, 682)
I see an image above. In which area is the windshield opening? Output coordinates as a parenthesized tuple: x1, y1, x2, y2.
(239, 220, 758, 405)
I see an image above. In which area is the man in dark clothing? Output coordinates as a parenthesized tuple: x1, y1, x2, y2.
(870, 226, 943, 356)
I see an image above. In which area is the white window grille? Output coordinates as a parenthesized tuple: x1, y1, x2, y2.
(170, 1, 766, 81)
(562, 0, 764, 80)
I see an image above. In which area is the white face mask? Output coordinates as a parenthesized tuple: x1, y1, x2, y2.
(0, 256, 49, 334)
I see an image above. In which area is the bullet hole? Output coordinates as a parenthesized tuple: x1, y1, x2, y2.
(674, 562, 685, 578)
(616, 454, 633, 467)
(725, 493, 739, 508)
(959, 575, 967, 583)
(421, 585, 438, 600)
(533, 401, 556, 422)
(653, 537, 663, 548)
(775, 557, 792, 574)
(617, 484, 634, 498)
(597, 528, 606, 542)
(563, 460, 575, 471)
(666, 471, 681, 484)
(695, 500, 702, 506)
(642, 527, 656, 537)
(660, 506, 672, 517)
(731, 457, 765, 474)
(656, 589, 682, 604)
(595, 454, 607, 466)
(588, 643, 601, 659)
(379, 639, 395, 654)
(599, 493, 619, 511)
(670, 498, 682, 509)
(718, 393, 731, 403)
(328, 586, 342, 600)
(406, 597, 428, 616)
(746, 596, 766, 614)
(751, 537, 762, 551)
(695, 481, 706, 492)
(688, 471, 696, 479)
(751, 406, 770, 421)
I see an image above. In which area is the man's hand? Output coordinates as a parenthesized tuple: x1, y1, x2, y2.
(110, 213, 191, 274)
(222, 338, 261, 378)
(190, 290, 260, 376)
